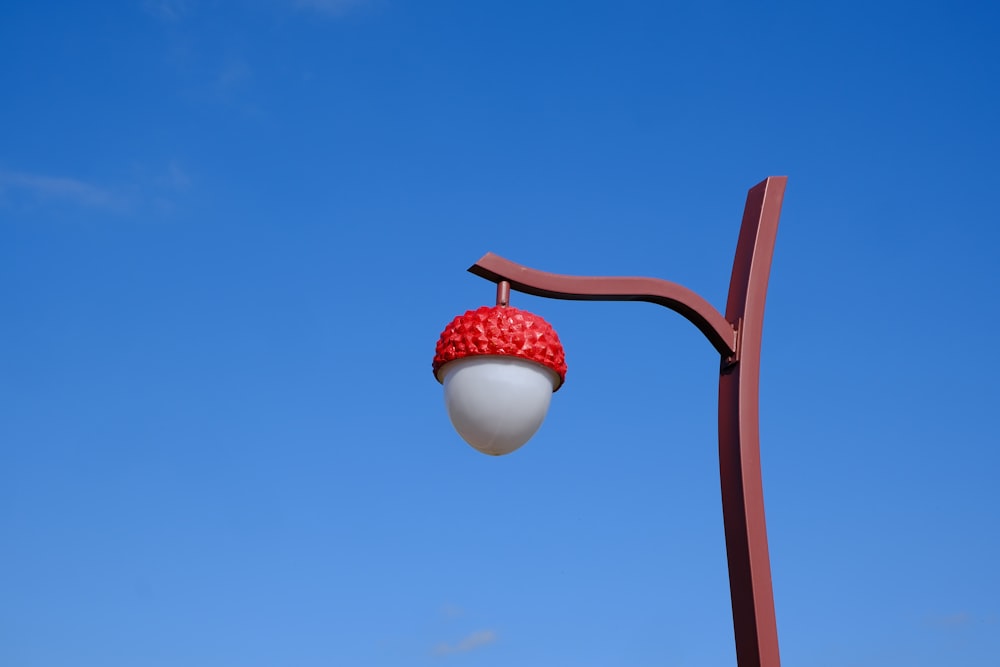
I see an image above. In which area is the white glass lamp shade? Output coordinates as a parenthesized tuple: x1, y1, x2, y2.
(439, 355, 559, 456)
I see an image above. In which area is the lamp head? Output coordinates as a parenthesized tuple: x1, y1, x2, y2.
(433, 305, 566, 455)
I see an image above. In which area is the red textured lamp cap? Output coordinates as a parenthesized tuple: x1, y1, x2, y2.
(433, 305, 567, 389)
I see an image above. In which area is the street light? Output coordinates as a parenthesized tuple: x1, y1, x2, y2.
(432, 176, 787, 667)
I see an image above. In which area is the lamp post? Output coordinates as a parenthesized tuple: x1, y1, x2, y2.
(433, 176, 787, 667)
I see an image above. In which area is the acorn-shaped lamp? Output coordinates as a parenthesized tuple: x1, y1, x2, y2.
(433, 304, 566, 455)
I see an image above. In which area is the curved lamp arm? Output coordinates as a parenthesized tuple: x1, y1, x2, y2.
(469, 253, 738, 357)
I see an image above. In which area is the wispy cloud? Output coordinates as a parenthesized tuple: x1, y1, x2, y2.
(160, 161, 192, 191)
(147, 0, 369, 22)
(440, 603, 465, 619)
(932, 612, 972, 627)
(149, 161, 193, 214)
(294, 0, 369, 17)
(924, 611, 997, 628)
(216, 57, 253, 95)
(0, 169, 126, 210)
(0, 162, 192, 216)
(143, 0, 189, 21)
(432, 629, 497, 656)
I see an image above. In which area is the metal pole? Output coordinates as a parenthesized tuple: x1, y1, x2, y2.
(717, 177, 786, 667)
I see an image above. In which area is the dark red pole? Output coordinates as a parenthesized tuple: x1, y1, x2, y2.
(467, 176, 787, 667)
(717, 177, 785, 667)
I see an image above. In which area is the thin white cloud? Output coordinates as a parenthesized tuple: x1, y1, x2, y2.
(199, 57, 259, 113)
(441, 603, 465, 618)
(143, 0, 189, 21)
(294, 0, 369, 17)
(161, 161, 192, 191)
(0, 169, 125, 210)
(432, 629, 497, 656)
(149, 161, 193, 214)
(936, 612, 972, 627)
(217, 58, 253, 94)
(0, 162, 191, 216)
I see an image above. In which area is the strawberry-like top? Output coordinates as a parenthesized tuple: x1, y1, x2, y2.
(433, 305, 566, 389)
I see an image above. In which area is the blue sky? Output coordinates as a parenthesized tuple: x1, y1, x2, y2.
(1, 1, 998, 665)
